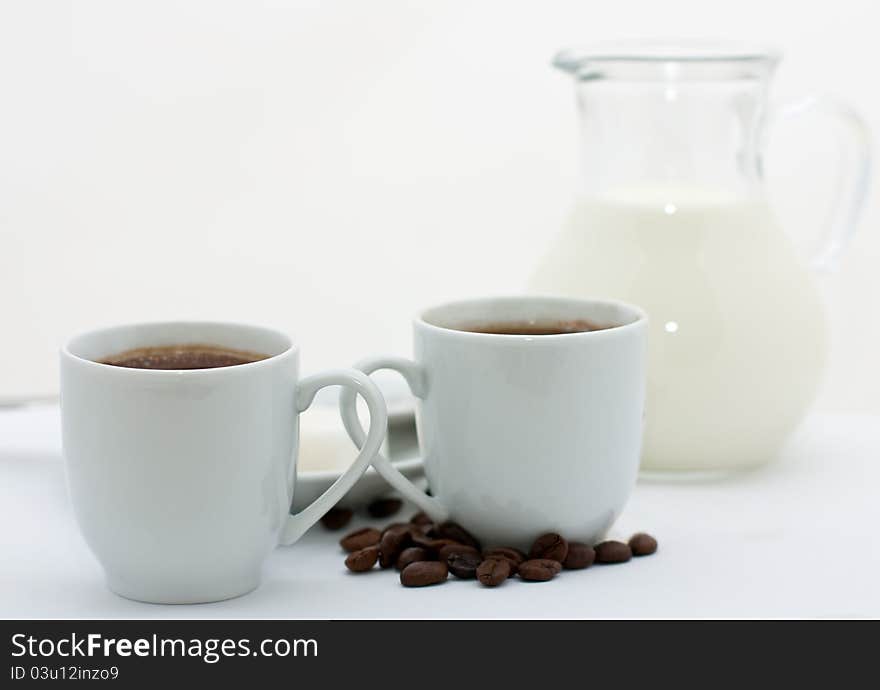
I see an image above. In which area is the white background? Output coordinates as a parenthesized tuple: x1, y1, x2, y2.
(1, 0, 878, 408)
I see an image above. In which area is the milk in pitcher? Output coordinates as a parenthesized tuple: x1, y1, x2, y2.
(531, 186, 827, 472)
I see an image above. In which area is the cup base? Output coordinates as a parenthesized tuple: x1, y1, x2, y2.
(106, 573, 261, 605)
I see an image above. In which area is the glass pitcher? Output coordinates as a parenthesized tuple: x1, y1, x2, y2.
(530, 40, 871, 475)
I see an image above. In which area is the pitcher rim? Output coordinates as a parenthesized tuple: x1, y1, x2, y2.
(554, 39, 781, 72)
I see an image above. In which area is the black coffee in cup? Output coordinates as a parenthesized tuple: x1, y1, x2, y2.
(100, 344, 269, 370)
(458, 319, 611, 335)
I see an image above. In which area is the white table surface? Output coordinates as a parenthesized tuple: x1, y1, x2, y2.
(1, 404, 878, 619)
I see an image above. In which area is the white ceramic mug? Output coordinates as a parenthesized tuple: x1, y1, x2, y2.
(340, 296, 647, 550)
(60, 321, 387, 604)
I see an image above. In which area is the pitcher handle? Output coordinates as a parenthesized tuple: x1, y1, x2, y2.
(338, 356, 450, 523)
(775, 96, 872, 271)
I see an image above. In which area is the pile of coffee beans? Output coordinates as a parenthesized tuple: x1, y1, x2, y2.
(327, 499, 657, 588)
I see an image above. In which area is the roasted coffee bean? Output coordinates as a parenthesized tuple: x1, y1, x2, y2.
(447, 552, 482, 579)
(438, 543, 481, 562)
(379, 528, 411, 568)
(411, 533, 460, 553)
(400, 561, 448, 587)
(476, 558, 511, 587)
(484, 547, 525, 573)
(629, 533, 658, 556)
(344, 545, 379, 572)
(563, 542, 596, 570)
(367, 498, 403, 519)
(396, 547, 431, 571)
(435, 521, 481, 550)
(382, 522, 412, 538)
(405, 522, 434, 538)
(412, 523, 434, 536)
(339, 527, 382, 553)
(409, 533, 436, 549)
(484, 547, 526, 565)
(320, 507, 353, 531)
(482, 548, 523, 577)
(595, 540, 632, 564)
(529, 533, 569, 563)
(410, 512, 433, 526)
(518, 558, 562, 582)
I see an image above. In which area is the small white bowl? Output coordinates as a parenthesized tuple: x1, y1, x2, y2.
(291, 456, 425, 512)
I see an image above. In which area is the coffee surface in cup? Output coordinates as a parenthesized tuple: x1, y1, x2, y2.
(458, 319, 610, 335)
(100, 344, 269, 370)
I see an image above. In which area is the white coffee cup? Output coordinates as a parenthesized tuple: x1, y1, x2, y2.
(340, 296, 647, 550)
(60, 321, 387, 604)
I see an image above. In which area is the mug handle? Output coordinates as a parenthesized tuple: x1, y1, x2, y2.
(279, 369, 389, 545)
(338, 357, 449, 523)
